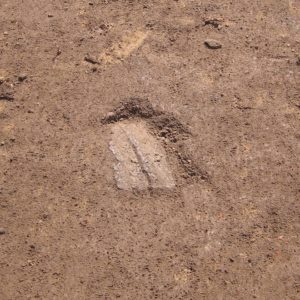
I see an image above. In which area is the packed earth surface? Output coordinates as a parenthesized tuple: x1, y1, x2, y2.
(0, 1, 300, 299)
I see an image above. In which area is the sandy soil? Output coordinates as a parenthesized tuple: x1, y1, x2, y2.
(0, 0, 300, 299)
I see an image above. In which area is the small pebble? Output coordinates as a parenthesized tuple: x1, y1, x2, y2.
(84, 55, 99, 65)
(106, 112, 115, 119)
(0, 228, 6, 235)
(204, 39, 222, 49)
(18, 74, 27, 82)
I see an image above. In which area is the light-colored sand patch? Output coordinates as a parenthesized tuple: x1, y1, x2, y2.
(99, 31, 148, 64)
(174, 268, 192, 284)
(289, 0, 300, 17)
(2, 124, 14, 134)
(0, 102, 6, 113)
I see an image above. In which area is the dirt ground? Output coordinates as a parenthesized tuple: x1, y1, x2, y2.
(0, 0, 300, 299)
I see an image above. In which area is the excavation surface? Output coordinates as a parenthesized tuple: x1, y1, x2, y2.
(0, 1, 299, 299)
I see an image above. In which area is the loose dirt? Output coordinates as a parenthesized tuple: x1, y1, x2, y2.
(0, 0, 300, 299)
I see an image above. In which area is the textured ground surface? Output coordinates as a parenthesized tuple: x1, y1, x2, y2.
(0, 0, 300, 299)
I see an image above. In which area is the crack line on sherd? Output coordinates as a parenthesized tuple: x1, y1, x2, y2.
(121, 127, 153, 189)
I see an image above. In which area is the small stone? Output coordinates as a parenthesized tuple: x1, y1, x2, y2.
(84, 54, 99, 65)
(0, 142, 5, 146)
(204, 39, 222, 49)
(18, 74, 27, 82)
(0, 228, 6, 235)
(48, 14, 54, 18)
(104, 112, 116, 121)
(3, 32, 8, 36)
(204, 18, 223, 29)
(0, 91, 12, 100)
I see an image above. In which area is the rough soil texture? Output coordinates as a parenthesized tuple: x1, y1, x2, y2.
(0, 1, 300, 299)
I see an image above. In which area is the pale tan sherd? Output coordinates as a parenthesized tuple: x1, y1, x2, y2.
(109, 121, 175, 191)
